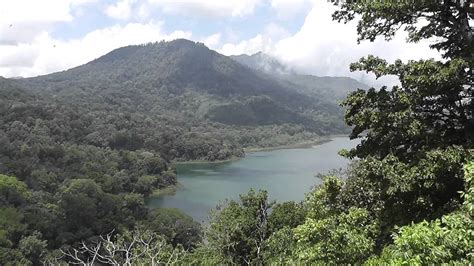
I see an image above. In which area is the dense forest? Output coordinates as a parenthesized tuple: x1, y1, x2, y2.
(0, 25, 358, 265)
(1, 0, 473, 265)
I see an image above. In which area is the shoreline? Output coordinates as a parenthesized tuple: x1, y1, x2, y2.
(172, 156, 241, 166)
(172, 135, 348, 166)
(151, 135, 350, 200)
(244, 137, 332, 153)
(150, 184, 182, 197)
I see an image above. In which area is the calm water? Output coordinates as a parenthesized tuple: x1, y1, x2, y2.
(147, 137, 357, 222)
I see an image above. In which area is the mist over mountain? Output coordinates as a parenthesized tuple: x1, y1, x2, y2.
(230, 52, 296, 76)
(231, 52, 369, 103)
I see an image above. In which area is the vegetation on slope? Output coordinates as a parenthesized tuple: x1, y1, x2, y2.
(19, 39, 347, 131)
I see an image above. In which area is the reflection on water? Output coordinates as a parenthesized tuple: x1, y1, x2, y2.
(147, 137, 357, 222)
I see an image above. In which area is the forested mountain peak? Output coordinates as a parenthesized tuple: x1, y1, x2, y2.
(89, 39, 211, 66)
(26, 39, 296, 97)
(30, 39, 221, 84)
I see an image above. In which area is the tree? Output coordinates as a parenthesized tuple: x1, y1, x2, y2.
(18, 231, 48, 265)
(0, 174, 29, 207)
(333, 0, 473, 163)
(366, 160, 474, 264)
(0, 207, 25, 248)
(333, 0, 473, 60)
(293, 176, 378, 264)
(145, 208, 202, 250)
(268, 201, 306, 232)
(60, 229, 185, 265)
(340, 147, 466, 241)
(134, 175, 160, 197)
(331, 0, 473, 237)
(263, 226, 298, 265)
(206, 189, 274, 265)
(0, 175, 30, 265)
(120, 193, 148, 226)
(0, 207, 27, 264)
(57, 179, 120, 244)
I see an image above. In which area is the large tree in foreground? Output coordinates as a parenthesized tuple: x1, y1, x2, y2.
(285, 2, 474, 263)
(335, 0, 473, 157)
(331, 0, 473, 242)
(366, 160, 474, 264)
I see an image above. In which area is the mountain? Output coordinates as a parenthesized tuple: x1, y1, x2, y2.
(0, 41, 357, 251)
(0, 39, 358, 176)
(17, 39, 343, 130)
(231, 52, 369, 103)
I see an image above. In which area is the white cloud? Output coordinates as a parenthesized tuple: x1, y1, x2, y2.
(0, 22, 191, 77)
(0, 0, 443, 86)
(147, 0, 263, 18)
(264, 23, 290, 40)
(270, 0, 312, 20)
(0, 44, 39, 68)
(220, 35, 273, 56)
(218, 0, 441, 87)
(105, 0, 137, 20)
(0, 0, 73, 24)
(275, 0, 440, 86)
(201, 33, 221, 49)
(0, 0, 97, 45)
(218, 23, 289, 56)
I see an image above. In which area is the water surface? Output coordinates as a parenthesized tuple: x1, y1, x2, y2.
(148, 137, 356, 222)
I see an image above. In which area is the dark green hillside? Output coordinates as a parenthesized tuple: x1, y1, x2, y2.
(205, 96, 314, 126)
(0, 77, 36, 101)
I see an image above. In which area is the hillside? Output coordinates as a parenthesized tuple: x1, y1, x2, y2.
(0, 42, 356, 250)
(1, 40, 353, 174)
(18, 40, 342, 129)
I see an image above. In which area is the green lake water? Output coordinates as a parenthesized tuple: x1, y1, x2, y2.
(147, 137, 357, 222)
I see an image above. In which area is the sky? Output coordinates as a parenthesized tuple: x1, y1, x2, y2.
(0, 0, 441, 86)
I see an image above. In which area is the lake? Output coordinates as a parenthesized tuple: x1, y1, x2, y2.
(147, 137, 357, 222)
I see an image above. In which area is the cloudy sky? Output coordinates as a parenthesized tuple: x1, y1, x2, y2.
(0, 0, 441, 85)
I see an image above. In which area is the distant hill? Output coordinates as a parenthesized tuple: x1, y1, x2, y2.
(231, 52, 369, 103)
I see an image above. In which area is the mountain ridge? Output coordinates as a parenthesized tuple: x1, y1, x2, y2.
(15, 39, 346, 131)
